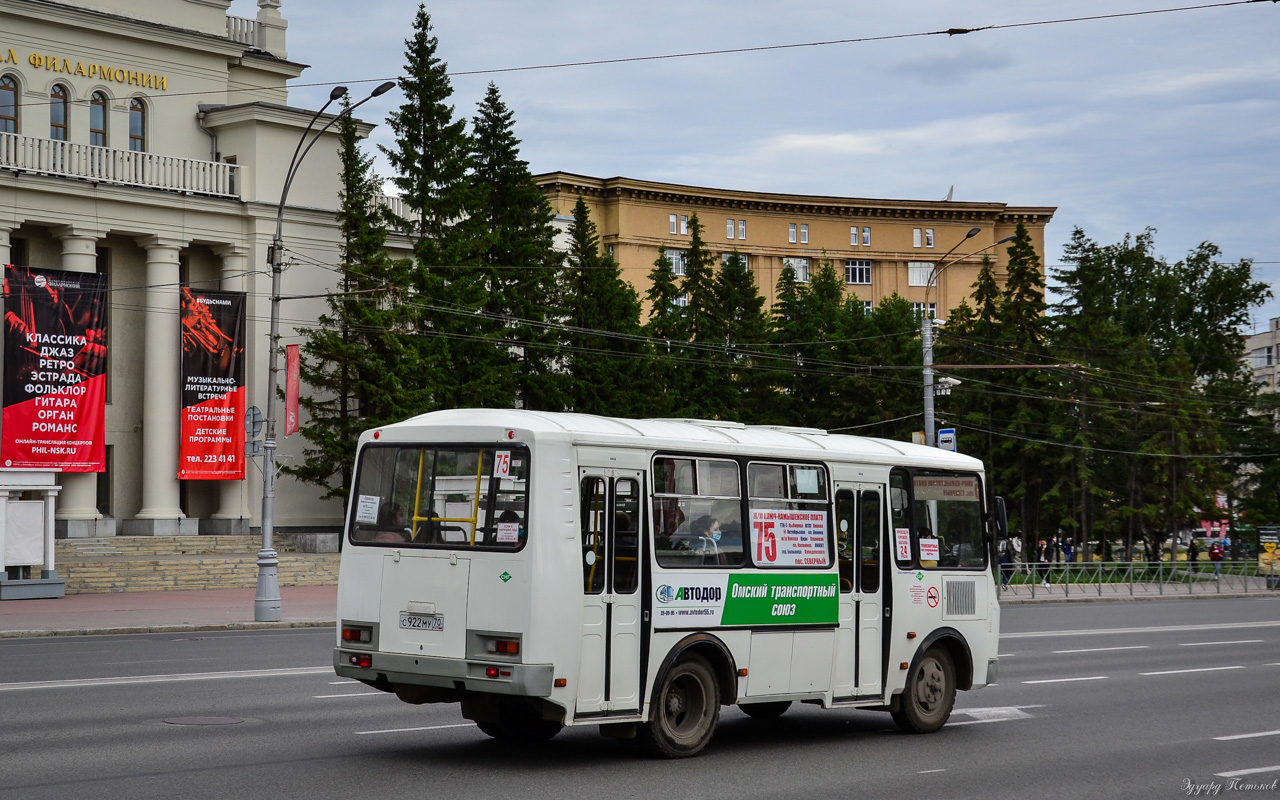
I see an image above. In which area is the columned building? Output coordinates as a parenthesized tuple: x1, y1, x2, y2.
(0, 0, 371, 559)
(536, 173, 1056, 320)
(1245, 318, 1280, 392)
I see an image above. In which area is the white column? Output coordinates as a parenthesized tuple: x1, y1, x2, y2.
(212, 245, 250, 525)
(53, 228, 103, 523)
(0, 226, 10, 265)
(133, 237, 185, 522)
(43, 488, 59, 578)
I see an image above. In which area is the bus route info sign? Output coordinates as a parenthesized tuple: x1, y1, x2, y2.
(653, 573, 839, 628)
(749, 508, 828, 567)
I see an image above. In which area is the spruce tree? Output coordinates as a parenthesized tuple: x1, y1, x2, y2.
(643, 247, 687, 416)
(470, 83, 563, 410)
(381, 4, 481, 411)
(562, 197, 647, 417)
(716, 251, 775, 423)
(288, 97, 407, 504)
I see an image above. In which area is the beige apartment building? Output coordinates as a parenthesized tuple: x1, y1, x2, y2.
(537, 172, 1056, 319)
(1245, 317, 1280, 391)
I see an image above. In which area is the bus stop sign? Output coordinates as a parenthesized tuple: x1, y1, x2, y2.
(937, 428, 956, 452)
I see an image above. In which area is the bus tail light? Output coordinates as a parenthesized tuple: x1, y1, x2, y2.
(348, 654, 373, 669)
(341, 625, 372, 644)
(486, 639, 520, 655)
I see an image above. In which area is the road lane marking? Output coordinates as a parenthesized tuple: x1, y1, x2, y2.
(0, 666, 331, 692)
(314, 692, 388, 698)
(1214, 730, 1280, 741)
(916, 769, 947, 774)
(1052, 646, 1149, 654)
(328, 680, 358, 685)
(1003, 621, 1280, 639)
(1215, 765, 1280, 779)
(1022, 676, 1108, 684)
(1180, 640, 1264, 647)
(356, 723, 476, 735)
(1140, 666, 1245, 676)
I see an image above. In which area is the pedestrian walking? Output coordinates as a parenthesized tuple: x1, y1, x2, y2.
(1036, 538, 1050, 588)
(998, 536, 1014, 590)
(1187, 538, 1200, 573)
(1208, 540, 1224, 576)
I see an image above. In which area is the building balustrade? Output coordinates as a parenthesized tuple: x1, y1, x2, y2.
(226, 15, 257, 47)
(0, 132, 240, 200)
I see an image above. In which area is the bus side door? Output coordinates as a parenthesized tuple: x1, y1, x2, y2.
(576, 469, 643, 716)
(833, 485, 885, 698)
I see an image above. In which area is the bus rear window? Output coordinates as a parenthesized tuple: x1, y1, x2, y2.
(348, 444, 529, 550)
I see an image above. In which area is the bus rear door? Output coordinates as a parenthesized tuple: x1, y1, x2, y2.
(834, 484, 885, 698)
(575, 469, 643, 716)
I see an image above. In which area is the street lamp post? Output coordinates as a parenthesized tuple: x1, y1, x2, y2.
(255, 80, 397, 622)
(921, 228, 1015, 448)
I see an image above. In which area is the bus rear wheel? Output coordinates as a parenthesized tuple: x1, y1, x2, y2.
(740, 701, 791, 720)
(891, 646, 956, 734)
(639, 655, 720, 758)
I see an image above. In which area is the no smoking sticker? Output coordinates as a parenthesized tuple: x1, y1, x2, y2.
(926, 587, 940, 608)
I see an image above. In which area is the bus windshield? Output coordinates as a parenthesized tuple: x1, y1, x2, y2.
(348, 444, 529, 549)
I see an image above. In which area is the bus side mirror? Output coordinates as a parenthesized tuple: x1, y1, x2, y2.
(993, 497, 1009, 539)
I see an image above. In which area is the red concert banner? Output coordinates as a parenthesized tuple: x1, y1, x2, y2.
(284, 343, 299, 436)
(179, 287, 245, 480)
(2, 265, 108, 472)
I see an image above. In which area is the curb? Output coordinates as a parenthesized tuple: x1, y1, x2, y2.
(0, 619, 337, 639)
(999, 591, 1279, 605)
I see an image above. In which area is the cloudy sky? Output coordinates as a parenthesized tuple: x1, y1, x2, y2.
(230, 0, 1280, 330)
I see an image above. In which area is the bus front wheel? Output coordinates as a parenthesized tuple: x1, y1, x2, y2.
(639, 655, 720, 758)
(892, 646, 956, 734)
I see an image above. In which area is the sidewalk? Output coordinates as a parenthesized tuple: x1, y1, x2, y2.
(0, 585, 338, 638)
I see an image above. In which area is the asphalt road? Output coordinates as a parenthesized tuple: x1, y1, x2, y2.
(1, 597, 1278, 800)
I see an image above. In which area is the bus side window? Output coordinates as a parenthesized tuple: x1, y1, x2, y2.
(613, 479, 640, 594)
(859, 490, 881, 593)
(835, 490, 855, 592)
(581, 477, 606, 594)
(890, 470, 912, 566)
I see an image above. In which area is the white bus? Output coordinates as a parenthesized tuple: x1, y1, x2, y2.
(334, 409, 1004, 758)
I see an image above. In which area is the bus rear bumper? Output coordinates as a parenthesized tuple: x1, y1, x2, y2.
(333, 648, 555, 698)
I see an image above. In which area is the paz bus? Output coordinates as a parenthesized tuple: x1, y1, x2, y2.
(333, 409, 1004, 758)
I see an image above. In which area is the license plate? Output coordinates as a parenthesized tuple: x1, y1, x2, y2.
(399, 612, 444, 631)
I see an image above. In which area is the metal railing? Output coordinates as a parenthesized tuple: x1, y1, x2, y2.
(226, 15, 257, 47)
(374, 193, 419, 229)
(997, 559, 1279, 599)
(0, 132, 240, 199)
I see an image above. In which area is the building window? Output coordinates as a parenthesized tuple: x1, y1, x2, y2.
(128, 98, 146, 151)
(862, 300, 873, 315)
(925, 228, 935, 248)
(726, 219, 736, 239)
(606, 244, 615, 259)
(912, 302, 937, 319)
(670, 214, 678, 234)
(721, 251, 749, 270)
(800, 224, 809, 244)
(667, 249, 687, 277)
(738, 219, 746, 240)
(908, 261, 935, 287)
(851, 226, 859, 246)
(913, 228, 923, 248)
(845, 259, 872, 285)
(862, 226, 871, 246)
(0, 75, 17, 133)
(50, 84, 69, 141)
(680, 215, 689, 235)
(788, 223, 797, 244)
(674, 293, 689, 308)
(1254, 347, 1274, 369)
(784, 256, 810, 283)
(90, 91, 108, 146)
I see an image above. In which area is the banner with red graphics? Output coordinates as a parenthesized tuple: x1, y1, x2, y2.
(179, 287, 245, 480)
(2, 264, 108, 472)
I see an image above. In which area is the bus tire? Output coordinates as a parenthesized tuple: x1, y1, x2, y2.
(639, 655, 720, 758)
(891, 646, 956, 734)
(739, 701, 791, 720)
(475, 720, 506, 739)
